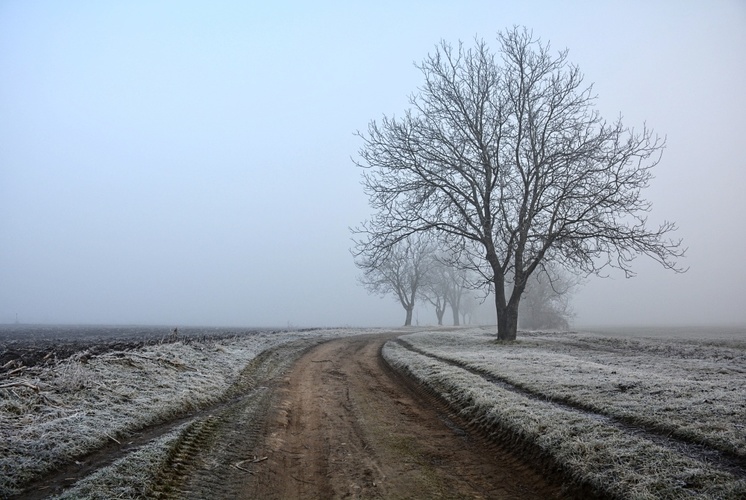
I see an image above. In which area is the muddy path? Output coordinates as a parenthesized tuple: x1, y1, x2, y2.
(239, 333, 566, 499)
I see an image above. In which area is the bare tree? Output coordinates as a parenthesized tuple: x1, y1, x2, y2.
(420, 249, 477, 326)
(354, 234, 433, 326)
(442, 264, 474, 326)
(459, 292, 479, 325)
(353, 27, 685, 340)
(421, 260, 450, 325)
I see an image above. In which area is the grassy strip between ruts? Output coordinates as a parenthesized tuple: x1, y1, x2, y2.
(383, 328, 746, 499)
(0, 328, 369, 497)
(50, 423, 188, 499)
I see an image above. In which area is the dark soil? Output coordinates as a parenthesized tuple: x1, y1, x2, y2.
(0, 324, 288, 370)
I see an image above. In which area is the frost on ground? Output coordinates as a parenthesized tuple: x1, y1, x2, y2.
(384, 328, 746, 499)
(50, 423, 188, 500)
(0, 328, 367, 497)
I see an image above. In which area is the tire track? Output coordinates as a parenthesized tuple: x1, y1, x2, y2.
(391, 338, 746, 479)
(147, 338, 322, 499)
(16, 338, 325, 499)
(245, 333, 568, 499)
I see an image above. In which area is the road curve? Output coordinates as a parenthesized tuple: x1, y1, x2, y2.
(242, 332, 566, 499)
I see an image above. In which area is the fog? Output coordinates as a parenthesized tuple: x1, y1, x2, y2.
(1, 1, 745, 328)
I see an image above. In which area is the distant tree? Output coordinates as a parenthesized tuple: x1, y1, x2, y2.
(459, 292, 479, 325)
(519, 266, 576, 330)
(442, 264, 474, 326)
(353, 27, 685, 340)
(354, 234, 433, 326)
(420, 250, 477, 326)
(421, 260, 450, 325)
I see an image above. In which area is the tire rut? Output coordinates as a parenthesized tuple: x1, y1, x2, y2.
(246, 333, 568, 499)
(149, 338, 324, 499)
(15, 337, 326, 499)
(392, 338, 746, 479)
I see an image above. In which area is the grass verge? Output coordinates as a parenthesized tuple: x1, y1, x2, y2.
(383, 328, 746, 499)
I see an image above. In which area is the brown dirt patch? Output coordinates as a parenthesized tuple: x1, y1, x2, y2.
(244, 332, 568, 499)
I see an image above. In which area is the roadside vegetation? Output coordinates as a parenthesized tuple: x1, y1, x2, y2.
(383, 328, 746, 499)
(52, 424, 186, 499)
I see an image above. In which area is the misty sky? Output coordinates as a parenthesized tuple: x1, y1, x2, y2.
(2, 1, 745, 328)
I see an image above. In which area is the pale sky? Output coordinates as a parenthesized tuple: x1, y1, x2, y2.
(1, 1, 745, 328)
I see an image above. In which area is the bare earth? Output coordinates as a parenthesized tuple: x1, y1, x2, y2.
(5, 331, 570, 498)
(243, 333, 565, 499)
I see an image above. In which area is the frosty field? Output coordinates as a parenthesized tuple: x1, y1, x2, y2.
(0, 326, 366, 497)
(383, 327, 746, 499)
(2, 325, 745, 498)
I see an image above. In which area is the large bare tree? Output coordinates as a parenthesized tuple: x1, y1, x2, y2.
(353, 27, 685, 340)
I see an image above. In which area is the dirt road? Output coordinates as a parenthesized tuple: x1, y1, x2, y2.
(16, 332, 568, 498)
(243, 333, 565, 499)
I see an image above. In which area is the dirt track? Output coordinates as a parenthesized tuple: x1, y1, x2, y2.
(12, 332, 569, 498)
(242, 333, 565, 499)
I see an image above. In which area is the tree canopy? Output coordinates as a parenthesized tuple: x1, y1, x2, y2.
(353, 27, 685, 339)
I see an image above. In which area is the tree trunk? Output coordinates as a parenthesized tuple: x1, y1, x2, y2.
(498, 284, 525, 340)
(494, 276, 518, 341)
(404, 307, 413, 326)
(496, 304, 518, 340)
(451, 303, 460, 326)
(436, 307, 445, 325)
(500, 303, 519, 341)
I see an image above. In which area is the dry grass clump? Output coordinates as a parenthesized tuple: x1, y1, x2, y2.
(0, 328, 364, 497)
(384, 329, 746, 499)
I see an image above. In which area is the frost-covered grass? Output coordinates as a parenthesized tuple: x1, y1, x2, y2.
(50, 423, 188, 500)
(384, 328, 746, 499)
(0, 328, 367, 497)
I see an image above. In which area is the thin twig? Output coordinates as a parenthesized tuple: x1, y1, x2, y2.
(232, 463, 255, 474)
(5, 366, 26, 377)
(0, 380, 39, 391)
(2, 359, 20, 370)
(291, 474, 315, 484)
(106, 433, 122, 445)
